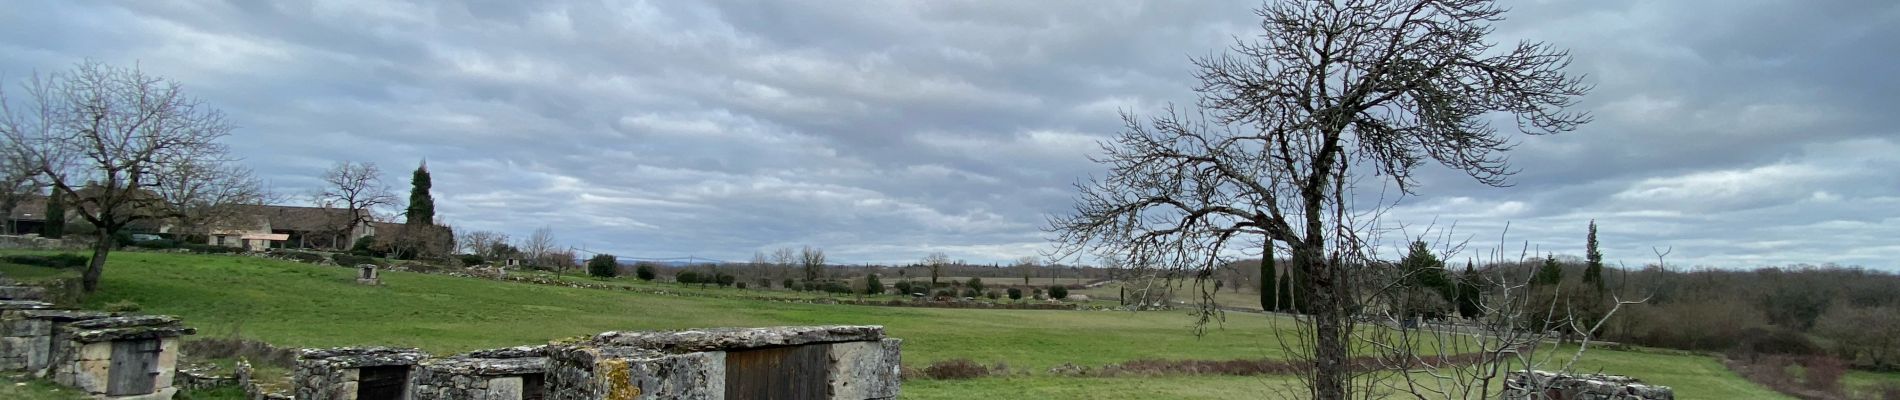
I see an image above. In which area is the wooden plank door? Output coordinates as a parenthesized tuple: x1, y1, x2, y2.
(356, 365, 410, 400)
(725, 344, 830, 400)
(107, 339, 161, 396)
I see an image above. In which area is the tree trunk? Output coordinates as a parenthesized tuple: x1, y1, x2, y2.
(83, 231, 113, 293)
(1296, 248, 1348, 400)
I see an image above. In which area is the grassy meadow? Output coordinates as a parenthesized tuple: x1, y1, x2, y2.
(3, 250, 1885, 398)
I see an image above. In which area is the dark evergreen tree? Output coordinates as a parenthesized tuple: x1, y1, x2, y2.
(405, 161, 434, 225)
(586, 254, 618, 278)
(1583, 220, 1605, 294)
(1399, 240, 1452, 300)
(1279, 268, 1295, 312)
(41, 192, 64, 239)
(864, 274, 884, 295)
(1261, 246, 1278, 311)
(634, 263, 656, 281)
(1456, 260, 1483, 319)
(1535, 255, 1564, 286)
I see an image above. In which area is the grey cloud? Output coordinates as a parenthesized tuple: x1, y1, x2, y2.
(2, 0, 1895, 268)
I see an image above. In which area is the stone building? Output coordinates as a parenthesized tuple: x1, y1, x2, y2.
(544, 325, 901, 400)
(48, 315, 196, 399)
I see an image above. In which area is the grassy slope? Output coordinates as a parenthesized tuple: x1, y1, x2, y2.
(5, 251, 1873, 398)
(1077, 280, 1269, 311)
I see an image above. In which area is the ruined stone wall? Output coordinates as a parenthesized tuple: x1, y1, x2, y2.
(410, 346, 548, 400)
(1505, 370, 1675, 400)
(291, 347, 428, 400)
(544, 325, 900, 400)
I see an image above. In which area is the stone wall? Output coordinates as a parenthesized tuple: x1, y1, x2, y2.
(1505, 370, 1675, 400)
(291, 347, 429, 400)
(545, 325, 901, 400)
(0, 235, 88, 250)
(410, 346, 548, 400)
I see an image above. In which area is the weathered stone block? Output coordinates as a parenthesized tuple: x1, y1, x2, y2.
(827, 338, 901, 400)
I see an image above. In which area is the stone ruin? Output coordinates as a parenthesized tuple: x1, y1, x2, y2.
(1505, 370, 1675, 400)
(285, 325, 901, 400)
(412, 346, 548, 400)
(50, 315, 197, 399)
(293, 347, 430, 400)
(356, 265, 382, 285)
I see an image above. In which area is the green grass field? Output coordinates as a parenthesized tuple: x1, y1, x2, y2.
(3, 250, 1886, 398)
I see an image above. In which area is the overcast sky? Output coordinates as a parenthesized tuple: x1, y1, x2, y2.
(3, 1, 1896, 269)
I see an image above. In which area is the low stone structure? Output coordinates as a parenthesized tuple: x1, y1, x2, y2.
(545, 325, 901, 400)
(0, 308, 111, 375)
(293, 347, 430, 400)
(1505, 370, 1675, 400)
(356, 265, 382, 285)
(49, 315, 197, 399)
(410, 346, 549, 400)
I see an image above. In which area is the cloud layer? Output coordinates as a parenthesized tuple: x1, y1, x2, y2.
(3, 0, 1896, 269)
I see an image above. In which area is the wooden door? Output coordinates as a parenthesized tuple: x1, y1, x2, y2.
(356, 365, 410, 400)
(725, 344, 830, 400)
(107, 339, 161, 396)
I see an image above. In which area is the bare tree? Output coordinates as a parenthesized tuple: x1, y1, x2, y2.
(771, 247, 796, 280)
(521, 226, 556, 269)
(0, 144, 39, 234)
(152, 152, 267, 240)
(799, 246, 826, 282)
(0, 61, 243, 292)
(1047, 1, 1590, 398)
(459, 230, 508, 259)
(314, 161, 392, 248)
(922, 252, 952, 288)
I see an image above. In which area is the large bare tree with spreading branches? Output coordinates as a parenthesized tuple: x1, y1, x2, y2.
(0, 61, 249, 292)
(1049, 1, 1590, 398)
(314, 160, 392, 249)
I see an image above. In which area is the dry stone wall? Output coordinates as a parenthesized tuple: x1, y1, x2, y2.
(1505, 370, 1675, 400)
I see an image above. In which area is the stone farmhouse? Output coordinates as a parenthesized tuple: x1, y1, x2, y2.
(203, 205, 382, 251)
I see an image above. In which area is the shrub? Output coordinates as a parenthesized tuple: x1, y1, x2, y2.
(893, 281, 913, 295)
(934, 289, 955, 300)
(2, 254, 90, 269)
(716, 273, 737, 287)
(586, 254, 618, 278)
(922, 359, 990, 380)
(1007, 288, 1023, 300)
(966, 277, 984, 293)
(863, 274, 884, 295)
(756, 278, 772, 289)
(1049, 286, 1069, 300)
(986, 291, 1000, 300)
(131, 239, 180, 249)
(783, 278, 796, 290)
(677, 271, 700, 284)
(1733, 327, 1821, 360)
(961, 288, 979, 298)
(736, 282, 748, 290)
(350, 235, 385, 257)
(822, 281, 853, 294)
(1033, 288, 1044, 299)
(1803, 355, 1845, 392)
(457, 254, 485, 266)
(332, 253, 382, 267)
(634, 264, 657, 281)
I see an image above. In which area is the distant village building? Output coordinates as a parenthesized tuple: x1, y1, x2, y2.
(203, 205, 381, 250)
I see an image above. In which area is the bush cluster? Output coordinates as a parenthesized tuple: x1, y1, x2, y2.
(1, 254, 91, 269)
(921, 359, 990, 380)
(331, 253, 382, 267)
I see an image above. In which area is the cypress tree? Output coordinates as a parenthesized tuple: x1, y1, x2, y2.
(1456, 260, 1483, 319)
(1535, 254, 1564, 286)
(42, 192, 64, 239)
(1583, 220, 1605, 294)
(1261, 246, 1277, 311)
(405, 161, 435, 225)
